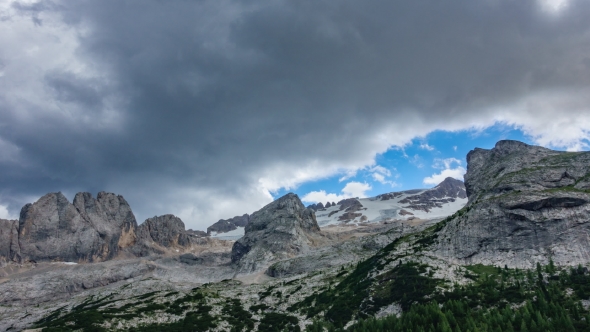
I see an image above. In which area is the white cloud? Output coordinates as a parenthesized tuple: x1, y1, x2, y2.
(453, 146, 457, 151)
(432, 158, 462, 170)
(302, 181, 372, 203)
(372, 172, 386, 183)
(370, 165, 391, 177)
(369, 166, 399, 187)
(408, 154, 424, 168)
(419, 143, 435, 151)
(424, 158, 466, 185)
(0, 204, 16, 220)
(300, 190, 345, 204)
(491, 90, 590, 151)
(338, 170, 358, 182)
(538, 0, 569, 13)
(423, 167, 466, 186)
(342, 182, 372, 197)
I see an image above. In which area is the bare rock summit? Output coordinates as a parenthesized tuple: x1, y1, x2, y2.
(231, 193, 322, 273)
(434, 140, 590, 268)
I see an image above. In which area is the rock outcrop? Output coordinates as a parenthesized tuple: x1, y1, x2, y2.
(0, 219, 18, 265)
(1, 192, 207, 264)
(138, 215, 191, 248)
(231, 193, 322, 273)
(434, 140, 590, 268)
(16, 192, 109, 263)
(398, 177, 466, 212)
(133, 214, 205, 255)
(207, 214, 249, 235)
(73, 192, 138, 257)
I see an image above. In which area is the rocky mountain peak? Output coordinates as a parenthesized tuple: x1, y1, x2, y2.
(207, 214, 249, 235)
(16, 192, 105, 263)
(0, 191, 208, 264)
(231, 193, 321, 273)
(136, 214, 189, 248)
(432, 177, 467, 198)
(435, 140, 590, 268)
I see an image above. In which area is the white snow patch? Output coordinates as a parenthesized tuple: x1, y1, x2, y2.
(210, 226, 245, 240)
(316, 189, 467, 228)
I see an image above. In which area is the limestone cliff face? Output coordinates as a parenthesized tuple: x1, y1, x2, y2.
(0, 192, 205, 263)
(17, 193, 105, 263)
(434, 140, 590, 268)
(231, 193, 322, 273)
(0, 219, 18, 265)
(73, 192, 138, 259)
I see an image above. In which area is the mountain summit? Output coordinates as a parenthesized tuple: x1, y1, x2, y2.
(231, 193, 322, 273)
(434, 140, 590, 268)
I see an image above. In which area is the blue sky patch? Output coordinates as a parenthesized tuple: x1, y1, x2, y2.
(273, 123, 537, 203)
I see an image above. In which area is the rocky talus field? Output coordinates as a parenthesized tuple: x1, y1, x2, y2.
(2, 140, 590, 331)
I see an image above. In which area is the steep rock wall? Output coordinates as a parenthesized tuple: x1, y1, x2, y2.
(434, 140, 590, 268)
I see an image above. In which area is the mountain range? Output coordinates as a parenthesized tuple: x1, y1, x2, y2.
(1, 140, 589, 331)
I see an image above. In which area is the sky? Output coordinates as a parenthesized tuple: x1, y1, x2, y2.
(0, 0, 589, 230)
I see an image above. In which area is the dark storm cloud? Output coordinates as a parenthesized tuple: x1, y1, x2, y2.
(1, 0, 590, 227)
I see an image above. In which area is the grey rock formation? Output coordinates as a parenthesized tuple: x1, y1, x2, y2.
(178, 252, 231, 266)
(231, 193, 322, 273)
(1, 191, 204, 264)
(0, 219, 18, 265)
(0, 259, 156, 306)
(73, 192, 138, 259)
(398, 177, 466, 212)
(207, 214, 249, 235)
(138, 214, 190, 247)
(133, 214, 204, 256)
(434, 140, 590, 268)
(17, 192, 105, 263)
(338, 212, 363, 222)
(337, 198, 363, 212)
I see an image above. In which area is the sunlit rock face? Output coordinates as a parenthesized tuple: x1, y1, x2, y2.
(434, 140, 590, 268)
(231, 193, 322, 273)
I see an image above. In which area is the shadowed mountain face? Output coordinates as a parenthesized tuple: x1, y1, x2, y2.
(15, 192, 133, 263)
(0, 218, 18, 264)
(231, 193, 322, 273)
(434, 140, 590, 268)
(0, 192, 206, 264)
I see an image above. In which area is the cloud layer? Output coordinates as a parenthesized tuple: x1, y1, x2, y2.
(1, 0, 590, 228)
